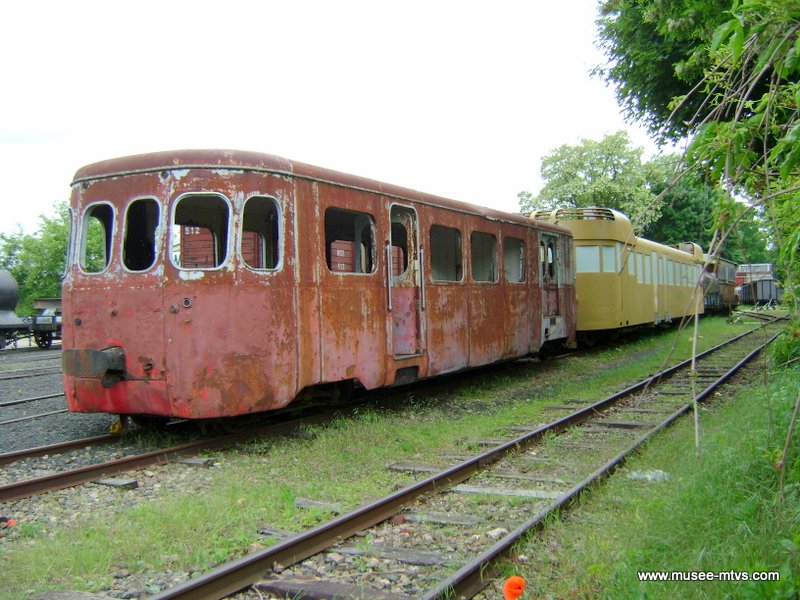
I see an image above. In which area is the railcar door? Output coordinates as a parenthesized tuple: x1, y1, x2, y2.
(388, 205, 422, 356)
(540, 233, 567, 342)
(540, 234, 560, 317)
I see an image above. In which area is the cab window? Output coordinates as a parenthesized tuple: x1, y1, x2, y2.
(123, 198, 160, 271)
(81, 203, 114, 273)
(241, 196, 280, 270)
(172, 194, 229, 269)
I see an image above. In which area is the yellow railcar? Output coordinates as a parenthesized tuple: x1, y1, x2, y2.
(533, 208, 704, 336)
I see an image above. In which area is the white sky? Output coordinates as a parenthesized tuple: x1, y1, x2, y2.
(0, 0, 660, 236)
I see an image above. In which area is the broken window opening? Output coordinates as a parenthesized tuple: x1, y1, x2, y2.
(547, 241, 556, 279)
(172, 194, 229, 269)
(81, 203, 114, 273)
(430, 225, 462, 282)
(503, 237, 525, 283)
(123, 198, 160, 272)
(242, 196, 280, 270)
(471, 231, 497, 282)
(390, 221, 409, 277)
(325, 207, 376, 274)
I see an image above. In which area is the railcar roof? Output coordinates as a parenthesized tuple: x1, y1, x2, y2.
(72, 149, 569, 234)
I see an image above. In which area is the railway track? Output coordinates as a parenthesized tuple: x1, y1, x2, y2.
(0, 366, 62, 381)
(0, 395, 381, 503)
(147, 319, 783, 600)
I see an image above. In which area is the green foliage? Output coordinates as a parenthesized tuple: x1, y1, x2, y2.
(0, 202, 71, 314)
(595, 0, 732, 140)
(770, 321, 800, 369)
(641, 154, 720, 247)
(518, 131, 661, 233)
(597, 0, 799, 320)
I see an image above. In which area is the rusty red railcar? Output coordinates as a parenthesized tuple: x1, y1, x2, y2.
(61, 150, 576, 419)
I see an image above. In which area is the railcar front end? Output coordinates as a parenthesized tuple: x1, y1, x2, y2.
(62, 151, 299, 419)
(534, 208, 704, 335)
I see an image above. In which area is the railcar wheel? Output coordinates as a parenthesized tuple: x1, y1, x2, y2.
(34, 332, 53, 349)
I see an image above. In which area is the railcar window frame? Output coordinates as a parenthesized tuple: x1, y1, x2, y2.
(170, 192, 231, 270)
(122, 197, 161, 273)
(470, 230, 498, 283)
(240, 194, 282, 272)
(575, 245, 600, 273)
(430, 224, 463, 282)
(601, 245, 616, 273)
(324, 207, 377, 275)
(79, 202, 115, 275)
(62, 207, 74, 279)
(503, 236, 526, 283)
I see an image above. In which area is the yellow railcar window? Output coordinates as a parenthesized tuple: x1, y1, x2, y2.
(576, 246, 600, 273)
(602, 246, 616, 273)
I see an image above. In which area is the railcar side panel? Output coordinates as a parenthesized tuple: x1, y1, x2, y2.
(293, 179, 323, 392)
(500, 226, 535, 357)
(466, 217, 505, 367)
(419, 210, 469, 375)
(315, 182, 387, 390)
(163, 169, 299, 417)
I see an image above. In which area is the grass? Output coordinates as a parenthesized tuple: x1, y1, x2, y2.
(504, 367, 800, 599)
(0, 315, 778, 598)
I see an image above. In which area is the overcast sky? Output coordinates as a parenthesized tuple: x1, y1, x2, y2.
(1, 0, 660, 236)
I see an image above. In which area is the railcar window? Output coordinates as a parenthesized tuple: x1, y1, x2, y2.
(391, 222, 409, 276)
(81, 203, 114, 273)
(627, 249, 635, 276)
(430, 225, 462, 281)
(325, 207, 375, 274)
(471, 232, 497, 282)
(636, 253, 644, 284)
(547, 242, 556, 279)
(503, 237, 525, 282)
(123, 198, 159, 271)
(645, 253, 652, 284)
(576, 246, 600, 273)
(242, 196, 280, 270)
(172, 194, 229, 269)
(601, 246, 616, 273)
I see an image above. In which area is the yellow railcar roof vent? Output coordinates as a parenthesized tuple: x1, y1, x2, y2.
(552, 207, 620, 221)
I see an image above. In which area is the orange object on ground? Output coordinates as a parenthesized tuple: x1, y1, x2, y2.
(503, 575, 526, 600)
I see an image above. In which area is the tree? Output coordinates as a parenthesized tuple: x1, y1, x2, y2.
(596, 0, 799, 318)
(518, 131, 661, 232)
(0, 202, 71, 315)
(595, 0, 734, 140)
(641, 154, 774, 262)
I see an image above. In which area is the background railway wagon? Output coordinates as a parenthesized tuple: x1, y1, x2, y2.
(533, 208, 703, 337)
(735, 263, 783, 305)
(0, 270, 29, 349)
(702, 256, 739, 313)
(738, 278, 784, 305)
(62, 150, 576, 419)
